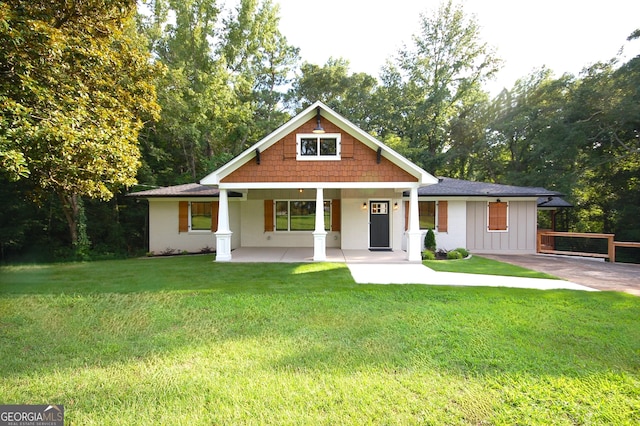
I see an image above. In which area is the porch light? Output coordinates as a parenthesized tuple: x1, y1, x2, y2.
(362, 202, 367, 210)
(393, 202, 399, 210)
(312, 106, 325, 134)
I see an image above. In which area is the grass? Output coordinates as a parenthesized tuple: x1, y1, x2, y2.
(424, 255, 559, 279)
(1, 256, 639, 424)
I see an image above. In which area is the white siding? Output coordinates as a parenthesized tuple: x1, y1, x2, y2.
(148, 199, 241, 254)
(434, 200, 467, 251)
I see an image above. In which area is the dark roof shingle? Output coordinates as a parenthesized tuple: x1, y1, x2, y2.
(128, 183, 224, 198)
(415, 177, 563, 198)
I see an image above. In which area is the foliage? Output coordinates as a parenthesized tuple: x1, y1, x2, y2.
(1, 257, 638, 424)
(454, 247, 469, 258)
(424, 228, 436, 251)
(447, 249, 463, 260)
(0, 0, 161, 250)
(421, 249, 436, 260)
(376, 0, 501, 173)
(139, 0, 299, 183)
(288, 58, 378, 131)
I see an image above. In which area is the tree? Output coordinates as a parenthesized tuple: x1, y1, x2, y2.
(377, 0, 500, 173)
(289, 58, 378, 131)
(0, 0, 161, 251)
(477, 68, 577, 190)
(222, 0, 300, 153)
(139, 0, 298, 182)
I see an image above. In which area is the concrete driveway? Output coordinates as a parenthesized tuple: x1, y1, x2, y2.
(480, 254, 640, 296)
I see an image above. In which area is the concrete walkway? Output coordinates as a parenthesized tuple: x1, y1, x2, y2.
(347, 263, 596, 291)
(229, 248, 597, 292)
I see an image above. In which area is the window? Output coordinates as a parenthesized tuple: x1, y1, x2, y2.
(275, 200, 331, 231)
(418, 201, 436, 230)
(190, 202, 212, 230)
(296, 134, 341, 160)
(488, 201, 508, 231)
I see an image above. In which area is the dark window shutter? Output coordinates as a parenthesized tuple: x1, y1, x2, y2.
(264, 200, 274, 232)
(211, 201, 219, 232)
(331, 199, 341, 231)
(179, 201, 189, 232)
(437, 201, 448, 232)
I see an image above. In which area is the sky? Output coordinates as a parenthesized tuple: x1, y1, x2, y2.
(271, 0, 640, 95)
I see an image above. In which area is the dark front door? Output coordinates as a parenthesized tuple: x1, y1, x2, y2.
(369, 201, 390, 248)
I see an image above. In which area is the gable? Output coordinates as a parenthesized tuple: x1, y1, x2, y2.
(221, 117, 418, 184)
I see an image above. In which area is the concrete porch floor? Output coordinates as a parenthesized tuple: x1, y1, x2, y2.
(229, 247, 414, 264)
(227, 247, 597, 292)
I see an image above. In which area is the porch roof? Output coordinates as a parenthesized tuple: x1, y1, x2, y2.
(127, 183, 243, 198)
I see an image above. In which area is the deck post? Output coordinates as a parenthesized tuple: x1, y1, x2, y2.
(608, 235, 615, 263)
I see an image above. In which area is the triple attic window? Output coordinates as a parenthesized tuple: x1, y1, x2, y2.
(296, 134, 341, 160)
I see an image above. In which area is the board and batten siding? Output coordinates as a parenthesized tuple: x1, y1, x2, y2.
(466, 200, 538, 254)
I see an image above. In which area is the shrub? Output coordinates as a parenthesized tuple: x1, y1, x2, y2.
(424, 229, 436, 252)
(447, 250, 463, 260)
(422, 250, 436, 260)
(455, 248, 470, 258)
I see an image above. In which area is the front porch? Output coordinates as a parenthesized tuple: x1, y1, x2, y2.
(227, 247, 416, 263)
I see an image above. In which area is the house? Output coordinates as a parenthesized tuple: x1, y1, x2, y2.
(130, 101, 564, 261)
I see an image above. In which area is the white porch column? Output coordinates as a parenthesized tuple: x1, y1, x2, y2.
(313, 187, 327, 261)
(215, 189, 233, 262)
(407, 187, 422, 262)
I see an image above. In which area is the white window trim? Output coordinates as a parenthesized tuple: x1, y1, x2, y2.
(189, 201, 212, 232)
(296, 133, 341, 161)
(274, 199, 332, 232)
(487, 201, 509, 233)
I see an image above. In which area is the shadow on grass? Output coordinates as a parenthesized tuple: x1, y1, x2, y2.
(0, 255, 357, 295)
(1, 256, 639, 381)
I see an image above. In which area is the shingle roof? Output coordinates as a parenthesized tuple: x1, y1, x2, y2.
(127, 183, 241, 198)
(414, 177, 564, 198)
(537, 196, 573, 208)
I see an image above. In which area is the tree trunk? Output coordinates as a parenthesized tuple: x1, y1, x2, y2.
(57, 191, 80, 245)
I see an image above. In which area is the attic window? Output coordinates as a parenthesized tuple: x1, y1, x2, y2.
(296, 134, 341, 160)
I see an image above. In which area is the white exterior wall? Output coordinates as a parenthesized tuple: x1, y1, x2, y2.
(341, 189, 403, 250)
(433, 199, 467, 251)
(240, 198, 341, 248)
(148, 199, 240, 254)
(340, 198, 369, 250)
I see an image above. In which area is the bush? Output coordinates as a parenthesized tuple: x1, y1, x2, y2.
(422, 250, 436, 260)
(454, 248, 470, 258)
(447, 250, 463, 260)
(424, 229, 436, 252)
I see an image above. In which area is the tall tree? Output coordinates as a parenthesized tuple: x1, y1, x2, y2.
(0, 0, 160, 249)
(289, 58, 378, 131)
(139, 0, 298, 182)
(478, 68, 577, 190)
(378, 0, 500, 173)
(222, 0, 299, 153)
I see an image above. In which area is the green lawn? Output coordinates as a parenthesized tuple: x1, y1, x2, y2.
(424, 255, 559, 279)
(1, 256, 638, 425)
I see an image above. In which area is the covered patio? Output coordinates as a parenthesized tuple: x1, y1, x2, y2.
(228, 247, 413, 263)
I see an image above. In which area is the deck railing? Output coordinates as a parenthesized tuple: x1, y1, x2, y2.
(536, 231, 640, 263)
